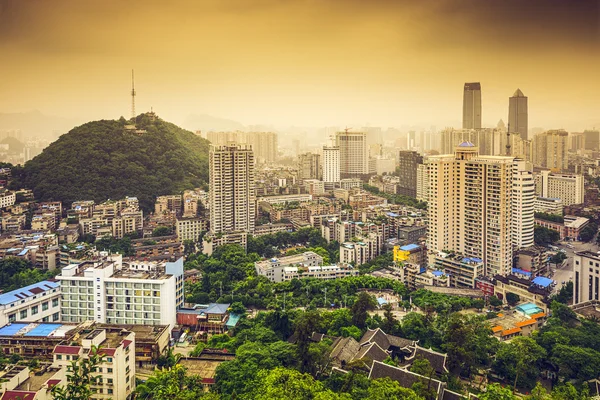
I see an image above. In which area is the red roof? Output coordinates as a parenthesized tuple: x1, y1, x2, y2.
(54, 345, 81, 355)
(1, 390, 37, 400)
(122, 339, 132, 348)
(46, 379, 61, 388)
(98, 348, 116, 357)
(201, 378, 215, 384)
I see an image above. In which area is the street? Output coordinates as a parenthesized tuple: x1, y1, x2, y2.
(552, 240, 599, 294)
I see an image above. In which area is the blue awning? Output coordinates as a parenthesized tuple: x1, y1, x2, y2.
(512, 267, 531, 276)
(532, 276, 553, 288)
(432, 270, 444, 277)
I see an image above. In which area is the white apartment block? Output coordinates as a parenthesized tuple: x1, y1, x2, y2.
(535, 171, 584, 206)
(209, 144, 256, 234)
(512, 160, 535, 249)
(532, 130, 568, 171)
(255, 251, 324, 282)
(534, 197, 563, 215)
(176, 217, 208, 242)
(57, 254, 184, 328)
(0, 189, 16, 209)
(416, 163, 429, 202)
(52, 327, 136, 399)
(257, 194, 313, 205)
(0, 280, 61, 327)
(426, 142, 513, 277)
(336, 131, 368, 177)
(304, 179, 325, 195)
(573, 251, 600, 305)
(339, 234, 382, 266)
(323, 145, 341, 188)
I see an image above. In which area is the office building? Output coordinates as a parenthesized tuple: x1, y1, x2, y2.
(462, 82, 482, 130)
(426, 142, 513, 277)
(57, 254, 184, 328)
(336, 131, 368, 177)
(532, 130, 568, 171)
(535, 171, 584, 206)
(508, 89, 528, 140)
(322, 145, 340, 189)
(0, 280, 61, 327)
(512, 159, 535, 249)
(209, 144, 256, 234)
(298, 152, 321, 182)
(397, 151, 424, 197)
(573, 251, 600, 304)
(584, 130, 599, 151)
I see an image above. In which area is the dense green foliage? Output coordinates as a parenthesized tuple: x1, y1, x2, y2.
(363, 184, 427, 209)
(11, 114, 210, 211)
(534, 226, 560, 246)
(534, 213, 564, 223)
(51, 346, 105, 400)
(579, 221, 598, 242)
(0, 257, 58, 292)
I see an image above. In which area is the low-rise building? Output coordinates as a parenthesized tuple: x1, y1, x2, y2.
(202, 231, 248, 256)
(176, 217, 208, 242)
(434, 252, 484, 289)
(253, 223, 293, 237)
(0, 280, 61, 327)
(177, 303, 241, 334)
(493, 275, 552, 312)
(255, 251, 323, 282)
(339, 234, 382, 265)
(0, 189, 16, 209)
(515, 246, 549, 277)
(534, 215, 589, 240)
(534, 197, 563, 215)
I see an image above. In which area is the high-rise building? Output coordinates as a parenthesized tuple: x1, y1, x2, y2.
(206, 131, 278, 163)
(298, 152, 321, 182)
(584, 129, 600, 151)
(416, 164, 429, 202)
(533, 130, 569, 171)
(323, 145, 340, 189)
(568, 132, 585, 152)
(535, 171, 585, 206)
(426, 142, 513, 277)
(209, 144, 256, 234)
(336, 131, 368, 177)
(508, 89, 528, 140)
(396, 151, 423, 197)
(512, 160, 535, 249)
(462, 82, 482, 130)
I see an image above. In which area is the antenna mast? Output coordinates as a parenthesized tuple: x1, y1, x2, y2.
(506, 123, 511, 156)
(131, 70, 136, 121)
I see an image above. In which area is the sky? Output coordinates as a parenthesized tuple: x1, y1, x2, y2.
(0, 0, 598, 131)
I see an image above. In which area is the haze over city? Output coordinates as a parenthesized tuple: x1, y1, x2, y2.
(0, 0, 598, 131)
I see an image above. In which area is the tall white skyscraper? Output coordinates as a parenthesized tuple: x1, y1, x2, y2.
(427, 142, 513, 277)
(336, 131, 368, 177)
(323, 145, 340, 189)
(512, 159, 535, 249)
(508, 89, 528, 140)
(209, 144, 256, 234)
(462, 82, 482, 130)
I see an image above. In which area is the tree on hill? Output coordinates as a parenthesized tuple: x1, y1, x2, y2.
(11, 114, 210, 211)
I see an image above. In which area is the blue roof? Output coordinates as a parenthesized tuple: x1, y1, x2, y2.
(0, 323, 28, 336)
(432, 270, 444, 277)
(386, 212, 399, 217)
(532, 276, 553, 288)
(400, 244, 420, 251)
(17, 249, 29, 256)
(24, 324, 65, 337)
(377, 297, 388, 305)
(462, 257, 483, 263)
(226, 314, 241, 328)
(512, 267, 532, 276)
(458, 141, 475, 147)
(0, 280, 59, 306)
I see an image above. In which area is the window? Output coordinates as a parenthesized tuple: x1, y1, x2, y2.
(57, 355, 62, 360)
(107, 368, 113, 373)
(8, 314, 16, 322)
(42, 302, 49, 311)
(108, 389, 113, 395)
(20, 309, 27, 319)
(31, 306, 38, 315)
(108, 378, 113, 384)
(52, 312, 59, 321)
(107, 358, 113, 363)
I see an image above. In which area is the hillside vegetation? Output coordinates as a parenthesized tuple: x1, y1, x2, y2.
(11, 114, 210, 211)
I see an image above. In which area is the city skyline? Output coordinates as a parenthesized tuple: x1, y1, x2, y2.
(0, 0, 598, 132)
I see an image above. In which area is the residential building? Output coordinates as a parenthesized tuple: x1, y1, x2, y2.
(340, 178, 362, 190)
(298, 152, 321, 181)
(339, 234, 382, 265)
(396, 151, 423, 197)
(175, 217, 208, 242)
(0, 280, 61, 327)
(493, 275, 552, 312)
(255, 251, 323, 282)
(434, 252, 485, 289)
(534, 197, 563, 215)
(323, 145, 341, 189)
(177, 303, 239, 334)
(57, 255, 184, 328)
(584, 129, 599, 151)
(569, 132, 585, 152)
(336, 131, 368, 177)
(1, 213, 26, 232)
(256, 194, 312, 205)
(533, 130, 568, 171)
(426, 142, 513, 277)
(535, 171, 584, 205)
(209, 144, 256, 234)
(573, 251, 600, 304)
(0, 189, 16, 209)
(304, 179, 325, 195)
(201, 231, 248, 256)
(206, 131, 278, 163)
(416, 164, 429, 202)
(515, 246, 549, 277)
(155, 195, 183, 216)
(534, 215, 589, 240)
(52, 326, 136, 399)
(508, 89, 528, 140)
(512, 159, 535, 249)
(462, 82, 482, 130)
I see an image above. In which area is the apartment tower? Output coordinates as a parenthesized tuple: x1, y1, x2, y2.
(323, 145, 340, 189)
(209, 144, 256, 234)
(336, 131, 368, 178)
(512, 159, 535, 249)
(426, 142, 513, 277)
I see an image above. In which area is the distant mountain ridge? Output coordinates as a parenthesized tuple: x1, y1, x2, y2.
(0, 110, 80, 140)
(11, 113, 210, 211)
(182, 113, 246, 133)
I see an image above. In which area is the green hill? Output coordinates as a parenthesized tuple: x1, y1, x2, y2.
(12, 113, 210, 211)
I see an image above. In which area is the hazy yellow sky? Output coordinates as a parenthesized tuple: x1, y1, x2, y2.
(0, 0, 598, 131)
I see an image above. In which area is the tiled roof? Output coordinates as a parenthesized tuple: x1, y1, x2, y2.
(98, 348, 116, 357)
(530, 312, 546, 319)
(46, 379, 61, 388)
(515, 319, 537, 328)
(353, 342, 389, 363)
(122, 339, 133, 348)
(501, 327, 522, 336)
(0, 280, 59, 305)
(407, 346, 449, 374)
(1, 391, 37, 400)
(369, 361, 445, 395)
(360, 328, 390, 349)
(53, 345, 81, 355)
(330, 337, 361, 365)
(491, 326, 503, 333)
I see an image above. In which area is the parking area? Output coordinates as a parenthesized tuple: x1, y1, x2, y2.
(552, 240, 599, 294)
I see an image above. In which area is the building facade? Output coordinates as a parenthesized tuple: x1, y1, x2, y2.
(298, 152, 321, 182)
(416, 164, 429, 202)
(462, 82, 482, 130)
(535, 171, 584, 206)
(336, 131, 368, 177)
(573, 251, 600, 304)
(0, 280, 61, 327)
(396, 151, 423, 197)
(323, 145, 340, 188)
(512, 160, 535, 249)
(533, 130, 568, 171)
(508, 89, 528, 140)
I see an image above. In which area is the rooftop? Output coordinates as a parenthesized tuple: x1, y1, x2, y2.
(0, 280, 59, 306)
(0, 322, 77, 338)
